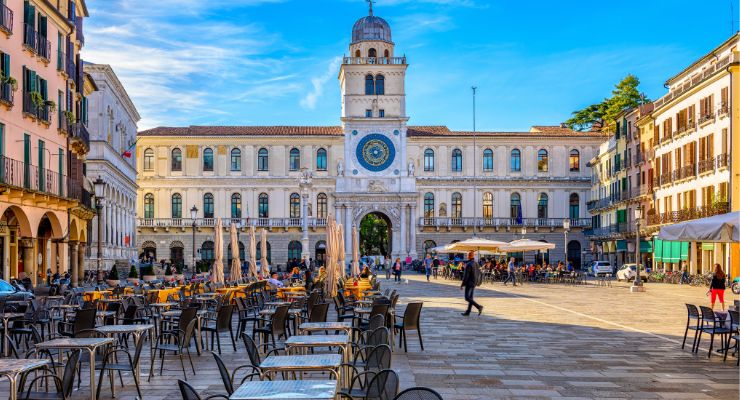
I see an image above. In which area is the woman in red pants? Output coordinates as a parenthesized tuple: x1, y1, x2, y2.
(708, 264, 726, 310)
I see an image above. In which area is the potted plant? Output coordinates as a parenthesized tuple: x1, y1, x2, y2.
(142, 265, 157, 282)
(30, 91, 45, 108)
(44, 99, 57, 112)
(127, 265, 139, 285)
(0, 73, 18, 91)
(164, 264, 174, 282)
(62, 110, 75, 125)
(106, 265, 121, 287)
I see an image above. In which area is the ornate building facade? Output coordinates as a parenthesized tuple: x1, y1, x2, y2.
(136, 8, 606, 270)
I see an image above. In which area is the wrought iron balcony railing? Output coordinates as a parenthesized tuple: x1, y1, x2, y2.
(0, 155, 68, 198)
(0, 82, 13, 106)
(22, 92, 51, 123)
(342, 56, 406, 65)
(418, 217, 591, 229)
(0, 2, 12, 34)
(137, 217, 330, 229)
(647, 202, 729, 226)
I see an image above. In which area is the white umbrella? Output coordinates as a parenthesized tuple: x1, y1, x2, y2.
(659, 212, 739, 243)
(351, 225, 360, 277)
(260, 229, 270, 277)
(229, 222, 241, 281)
(447, 237, 509, 252)
(430, 244, 497, 256)
(501, 239, 556, 252)
(212, 218, 225, 284)
(249, 226, 258, 278)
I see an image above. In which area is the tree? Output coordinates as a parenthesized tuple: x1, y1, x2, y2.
(359, 213, 389, 256)
(565, 74, 649, 131)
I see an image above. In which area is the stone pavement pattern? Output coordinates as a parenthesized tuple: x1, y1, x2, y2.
(0, 275, 737, 399)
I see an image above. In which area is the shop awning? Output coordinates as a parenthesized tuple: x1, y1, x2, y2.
(616, 240, 627, 252)
(659, 211, 739, 243)
(653, 239, 688, 263)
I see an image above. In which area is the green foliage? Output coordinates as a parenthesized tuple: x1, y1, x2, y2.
(565, 74, 649, 131)
(44, 100, 56, 112)
(63, 110, 75, 124)
(30, 91, 45, 107)
(0, 73, 18, 91)
(128, 265, 138, 278)
(140, 265, 154, 278)
(359, 213, 389, 256)
(108, 265, 119, 280)
(196, 260, 210, 273)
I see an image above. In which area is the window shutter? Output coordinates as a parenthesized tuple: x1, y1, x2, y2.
(1, 53, 9, 77)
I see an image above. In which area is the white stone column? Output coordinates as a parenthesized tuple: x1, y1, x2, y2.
(689, 242, 697, 275)
(409, 204, 417, 258)
(400, 205, 407, 257)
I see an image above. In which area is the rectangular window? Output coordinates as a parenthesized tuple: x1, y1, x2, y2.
(365, 109, 372, 118)
(720, 87, 728, 107)
(378, 109, 384, 118)
(718, 182, 728, 202)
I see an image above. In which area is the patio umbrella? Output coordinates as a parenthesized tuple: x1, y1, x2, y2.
(248, 225, 258, 278)
(338, 223, 346, 279)
(430, 244, 497, 256)
(260, 228, 270, 277)
(447, 237, 508, 259)
(501, 239, 556, 265)
(325, 216, 338, 297)
(229, 222, 241, 281)
(211, 218, 225, 284)
(351, 225, 360, 277)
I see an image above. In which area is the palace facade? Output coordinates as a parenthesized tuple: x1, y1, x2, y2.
(135, 8, 607, 270)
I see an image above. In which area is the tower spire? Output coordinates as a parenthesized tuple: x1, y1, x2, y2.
(367, 0, 374, 16)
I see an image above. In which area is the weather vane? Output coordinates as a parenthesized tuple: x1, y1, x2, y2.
(366, 0, 374, 16)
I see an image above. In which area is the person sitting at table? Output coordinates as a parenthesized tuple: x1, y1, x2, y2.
(360, 266, 371, 279)
(268, 273, 284, 288)
(305, 268, 314, 291)
(290, 267, 302, 282)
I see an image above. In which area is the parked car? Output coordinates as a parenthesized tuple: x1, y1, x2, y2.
(616, 264, 649, 282)
(0, 279, 35, 301)
(589, 261, 613, 276)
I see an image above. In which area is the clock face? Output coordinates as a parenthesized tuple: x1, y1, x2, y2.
(356, 134, 395, 172)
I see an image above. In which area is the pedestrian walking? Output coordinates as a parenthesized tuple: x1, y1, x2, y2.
(424, 254, 432, 282)
(393, 257, 402, 283)
(461, 251, 483, 316)
(503, 257, 517, 286)
(708, 263, 726, 310)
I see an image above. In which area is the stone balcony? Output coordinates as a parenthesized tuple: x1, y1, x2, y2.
(137, 217, 329, 232)
(418, 217, 591, 231)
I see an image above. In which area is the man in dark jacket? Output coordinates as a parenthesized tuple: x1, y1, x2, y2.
(461, 251, 483, 316)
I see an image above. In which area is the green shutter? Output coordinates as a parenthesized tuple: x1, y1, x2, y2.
(40, 78, 47, 99)
(29, 70, 36, 92)
(0, 123, 4, 182)
(653, 239, 663, 262)
(679, 242, 689, 261)
(38, 140, 44, 190)
(1, 53, 9, 77)
(23, 134, 30, 188)
(58, 148, 63, 195)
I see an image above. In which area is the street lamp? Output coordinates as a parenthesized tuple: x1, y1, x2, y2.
(298, 168, 313, 261)
(93, 176, 106, 281)
(190, 206, 198, 275)
(562, 218, 570, 268)
(631, 207, 645, 292)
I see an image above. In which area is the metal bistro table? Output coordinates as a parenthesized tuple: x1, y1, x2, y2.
(0, 358, 49, 400)
(94, 324, 155, 379)
(299, 321, 353, 335)
(259, 354, 342, 381)
(1, 313, 24, 357)
(34, 337, 115, 400)
(230, 380, 337, 400)
(285, 335, 351, 385)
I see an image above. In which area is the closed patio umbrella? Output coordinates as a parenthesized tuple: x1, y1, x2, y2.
(338, 223, 346, 279)
(229, 222, 242, 281)
(249, 225, 258, 278)
(325, 216, 338, 297)
(212, 218, 225, 284)
(351, 225, 360, 277)
(260, 228, 270, 277)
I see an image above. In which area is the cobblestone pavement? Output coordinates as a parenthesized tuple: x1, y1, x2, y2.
(1, 275, 737, 399)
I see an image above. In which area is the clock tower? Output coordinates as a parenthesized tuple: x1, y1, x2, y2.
(335, 3, 418, 260)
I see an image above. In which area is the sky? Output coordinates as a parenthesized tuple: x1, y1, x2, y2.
(84, 0, 740, 131)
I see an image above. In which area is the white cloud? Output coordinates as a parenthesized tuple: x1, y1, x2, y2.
(300, 57, 342, 110)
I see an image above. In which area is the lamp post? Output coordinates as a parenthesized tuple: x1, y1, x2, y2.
(298, 168, 313, 261)
(190, 206, 198, 275)
(631, 208, 645, 292)
(93, 176, 106, 281)
(562, 218, 570, 268)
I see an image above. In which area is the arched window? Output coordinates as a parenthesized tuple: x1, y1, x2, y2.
(451, 149, 463, 172)
(144, 193, 154, 219)
(203, 148, 214, 171)
(375, 74, 385, 95)
(510, 149, 521, 172)
(201, 241, 215, 263)
(288, 241, 302, 260)
(537, 149, 549, 172)
(423, 240, 436, 254)
(451, 192, 462, 218)
(289, 193, 301, 218)
(231, 148, 241, 171)
(383, 49, 390, 58)
(289, 148, 300, 171)
(423, 192, 435, 218)
(365, 74, 374, 95)
(258, 193, 269, 218)
(171, 193, 182, 219)
(316, 148, 327, 171)
(569, 193, 580, 219)
(510, 193, 521, 218)
(482, 192, 493, 218)
(569, 149, 580, 172)
(256, 241, 272, 264)
(203, 193, 214, 218)
(354, 49, 360, 57)
(143, 148, 154, 171)
(171, 148, 182, 171)
(258, 148, 269, 171)
(537, 193, 548, 219)
(317, 193, 328, 219)
(483, 149, 493, 171)
(424, 149, 434, 172)
(231, 193, 242, 218)
(170, 241, 184, 265)
(368, 48, 377, 58)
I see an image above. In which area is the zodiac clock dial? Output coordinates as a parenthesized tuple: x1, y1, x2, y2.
(356, 133, 395, 172)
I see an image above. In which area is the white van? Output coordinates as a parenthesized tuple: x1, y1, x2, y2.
(589, 261, 613, 276)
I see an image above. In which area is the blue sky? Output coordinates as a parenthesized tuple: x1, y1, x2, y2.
(84, 0, 739, 131)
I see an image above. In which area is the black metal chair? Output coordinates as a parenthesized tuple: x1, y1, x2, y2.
(18, 349, 81, 400)
(148, 319, 198, 381)
(253, 305, 289, 347)
(682, 304, 702, 351)
(57, 308, 96, 338)
(202, 305, 236, 354)
(339, 368, 399, 400)
(394, 302, 424, 352)
(723, 310, 739, 364)
(308, 302, 330, 323)
(212, 352, 262, 396)
(696, 306, 732, 358)
(96, 330, 146, 399)
(177, 379, 229, 400)
(393, 387, 444, 400)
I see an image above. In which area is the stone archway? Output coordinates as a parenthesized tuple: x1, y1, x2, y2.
(358, 212, 392, 258)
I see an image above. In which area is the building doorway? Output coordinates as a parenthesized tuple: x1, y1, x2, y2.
(567, 240, 582, 269)
(359, 212, 391, 258)
(315, 241, 326, 266)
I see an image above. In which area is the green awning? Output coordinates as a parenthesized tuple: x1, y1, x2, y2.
(616, 240, 627, 251)
(654, 239, 663, 262)
(701, 243, 715, 251)
(640, 240, 652, 253)
(653, 239, 688, 263)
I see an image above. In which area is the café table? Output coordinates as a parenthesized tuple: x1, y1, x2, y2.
(229, 380, 337, 400)
(264, 301, 292, 308)
(0, 313, 24, 356)
(0, 358, 50, 400)
(259, 354, 342, 381)
(285, 335, 351, 368)
(34, 337, 115, 400)
(299, 321, 353, 335)
(94, 324, 155, 378)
